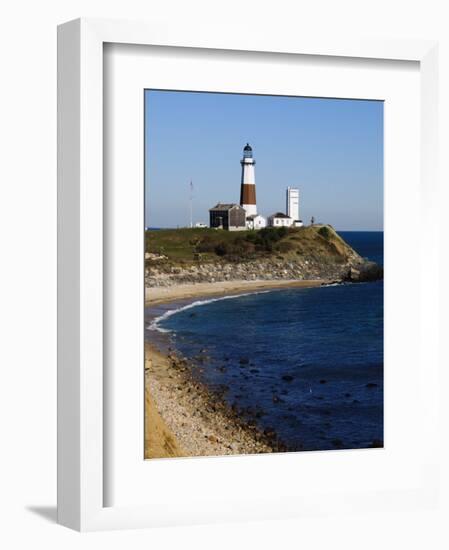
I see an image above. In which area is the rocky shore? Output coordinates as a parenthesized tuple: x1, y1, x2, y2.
(145, 256, 382, 289)
(145, 342, 283, 459)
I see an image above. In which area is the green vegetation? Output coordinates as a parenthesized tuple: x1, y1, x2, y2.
(318, 225, 332, 239)
(145, 224, 359, 266)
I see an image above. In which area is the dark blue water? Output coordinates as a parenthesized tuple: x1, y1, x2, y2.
(153, 232, 384, 452)
(340, 231, 384, 266)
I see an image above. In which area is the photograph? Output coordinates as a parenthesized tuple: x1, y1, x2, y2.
(144, 90, 384, 459)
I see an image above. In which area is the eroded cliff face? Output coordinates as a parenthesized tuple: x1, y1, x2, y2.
(145, 251, 382, 288)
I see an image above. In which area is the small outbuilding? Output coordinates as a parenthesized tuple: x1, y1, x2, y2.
(268, 212, 294, 228)
(209, 203, 247, 231)
(246, 214, 267, 230)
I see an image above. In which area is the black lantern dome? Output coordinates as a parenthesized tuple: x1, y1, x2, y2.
(243, 143, 253, 158)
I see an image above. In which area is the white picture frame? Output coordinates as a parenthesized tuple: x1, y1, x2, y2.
(57, 17, 440, 531)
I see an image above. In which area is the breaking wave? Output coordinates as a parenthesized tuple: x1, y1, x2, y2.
(147, 291, 270, 333)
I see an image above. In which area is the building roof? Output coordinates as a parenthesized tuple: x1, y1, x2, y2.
(209, 203, 243, 212)
(243, 143, 252, 151)
(246, 214, 264, 220)
(269, 212, 292, 219)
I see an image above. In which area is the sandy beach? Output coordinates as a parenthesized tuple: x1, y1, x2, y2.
(145, 278, 329, 459)
(145, 278, 329, 307)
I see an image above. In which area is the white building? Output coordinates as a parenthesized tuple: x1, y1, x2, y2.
(246, 214, 267, 230)
(268, 212, 294, 227)
(286, 187, 303, 227)
(286, 187, 299, 220)
(239, 143, 257, 218)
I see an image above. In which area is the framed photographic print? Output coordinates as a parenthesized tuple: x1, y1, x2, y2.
(58, 18, 441, 530)
(143, 91, 384, 459)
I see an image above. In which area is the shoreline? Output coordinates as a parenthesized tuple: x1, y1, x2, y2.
(145, 278, 331, 459)
(145, 278, 331, 308)
(145, 342, 280, 459)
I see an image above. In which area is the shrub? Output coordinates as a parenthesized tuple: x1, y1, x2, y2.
(214, 242, 228, 256)
(276, 241, 294, 253)
(277, 226, 289, 239)
(196, 236, 216, 253)
(223, 238, 255, 259)
(246, 226, 288, 252)
(318, 226, 332, 240)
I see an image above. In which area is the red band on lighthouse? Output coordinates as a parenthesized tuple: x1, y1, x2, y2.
(240, 184, 256, 206)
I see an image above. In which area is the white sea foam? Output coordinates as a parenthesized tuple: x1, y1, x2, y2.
(146, 291, 270, 333)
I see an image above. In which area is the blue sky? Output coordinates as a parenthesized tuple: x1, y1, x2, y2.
(145, 90, 383, 231)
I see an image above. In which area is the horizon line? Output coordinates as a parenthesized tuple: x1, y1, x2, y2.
(145, 226, 384, 232)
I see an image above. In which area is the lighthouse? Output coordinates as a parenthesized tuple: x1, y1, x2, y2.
(239, 143, 257, 217)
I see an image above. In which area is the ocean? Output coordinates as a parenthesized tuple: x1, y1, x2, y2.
(147, 231, 384, 452)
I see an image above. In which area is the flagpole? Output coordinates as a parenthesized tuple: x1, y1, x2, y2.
(189, 180, 193, 228)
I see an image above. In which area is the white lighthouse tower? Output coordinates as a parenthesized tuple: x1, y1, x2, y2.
(239, 143, 257, 217)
